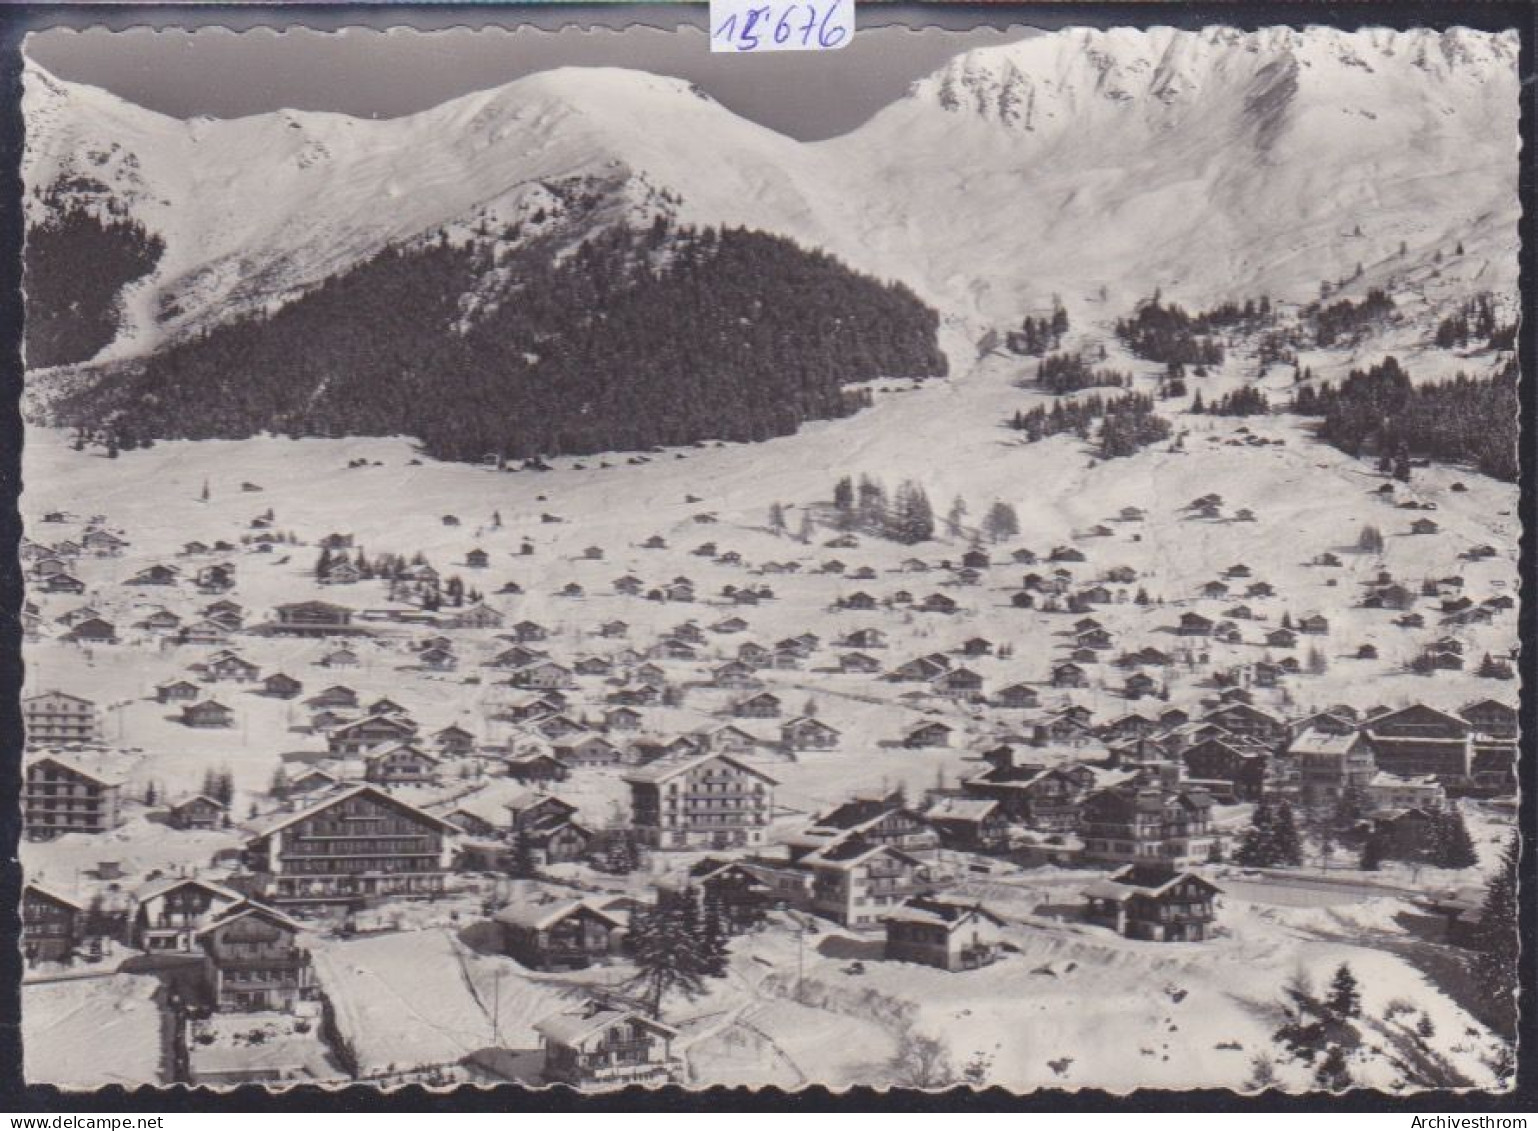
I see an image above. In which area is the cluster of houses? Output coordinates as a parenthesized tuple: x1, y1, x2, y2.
(17, 480, 1521, 1088)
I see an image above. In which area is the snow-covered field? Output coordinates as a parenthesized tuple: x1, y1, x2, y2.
(18, 330, 1520, 1090)
(23, 974, 165, 1089)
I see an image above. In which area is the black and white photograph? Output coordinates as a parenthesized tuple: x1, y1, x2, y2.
(10, 7, 1526, 1098)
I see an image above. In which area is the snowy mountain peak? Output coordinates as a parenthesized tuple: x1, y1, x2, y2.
(22, 25, 1521, 369)
(907, 26, 1518, 133)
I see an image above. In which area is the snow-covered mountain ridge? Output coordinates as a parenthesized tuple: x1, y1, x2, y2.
(23, 25, 1521, 368)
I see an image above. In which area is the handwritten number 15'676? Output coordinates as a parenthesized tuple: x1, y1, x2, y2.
(714, 1, 848, 51)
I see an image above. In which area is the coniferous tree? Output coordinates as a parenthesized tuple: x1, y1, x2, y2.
(945, 496, 968, 539)
(1313, 1045, 1353, 1092)
(54, 222, 947, 462)
(856, 476, 889, 534)
(1234, 802, 1279, 866)
(1326, 964, 1361, 1018)
(509, 829, 538, 878)
(628, 900, 708, 1018)
(833, 477, 856, 529)
(1430, 805, 1479, 869)
(699, 889, 731, 976)
(1471, 833, 1519, 1036)
(982, 501, 1020, 544)
(890, 481, 935, 544)
(24, 202, 165, 368)
(1272, 803, 1304, 866)
(1292, 356, 1517, 483)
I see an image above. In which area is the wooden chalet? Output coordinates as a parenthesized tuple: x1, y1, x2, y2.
(534, 1000, 680, 1088)
(497, 899, 624, 971)
(1082, 866, 1221, 942)
(883, 896, 1006, 971)
(242, 785, 456, 906)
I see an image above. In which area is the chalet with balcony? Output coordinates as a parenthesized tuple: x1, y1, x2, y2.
(733, 691, 783, 719)
(1082, 866, 1220, 942)
(624, 752, 776, 851)
(1079, 786, 1218, 868)
(497, 899, 625, 971)
(1176, 612, 1214, 637)
(1202, 702, 1287, 747)
(363, 742, 440, 787)
(781, 716, 841, 752)
(327, 713, 418, 757)
(1364, 704, 1473, 780)
(23, 754, 124, 840)
(206, 653, 260, 683)
(534, 1000, 681, 1088)
(181, 699, 235, 729)
(132, 876, 243, 953)
(796, 794, 938, 856)
(271, 601, 355, 636)
(883, 896, 1006, 971)
(994, 683, 1040, 710)
(198, 901, 316, 1012)
(1288, 727, 1378, 806)
(923, 797, 1008, 852)
(933, 666, 985, 699)
(157, 679, 203, 704)
(170, 794, 228, 831)
(23, 691, 102, 747)
(242, 785, 456, 907)
(805, 837, 930, 929)
(1052, 662, 1088, 689)
(22, 883, 84, 962)
(1181, 737, 1268, 801)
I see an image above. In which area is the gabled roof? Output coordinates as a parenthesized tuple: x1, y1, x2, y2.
(135, 875, 243, 907)
(364, 742, 439, 766)
(171, 793, 229, 812)
(24, 689, 95, 707)
(195, 899, 306, 939)
(622, 750, 777, 787)
(534, 1001, 677, 1046)
(882, 895, 1005, 929)
(25, 753, 125, 788)
(807, 837, 923, 871)
(1083, 866, 1222, 901)
(244, 783, 459, 839)
(24, 881, 85, 912)
(494, 898, 624, 932)
(1366, 702, 1471, 731)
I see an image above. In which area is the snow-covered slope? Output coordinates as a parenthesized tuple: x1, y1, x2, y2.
(832, 25, 1520, 322)
(23, 25, 1520, 366)
(23, 62, 861, 361)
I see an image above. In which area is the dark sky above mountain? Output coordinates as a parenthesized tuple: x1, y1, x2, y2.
(25, 15, 1039, 141)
